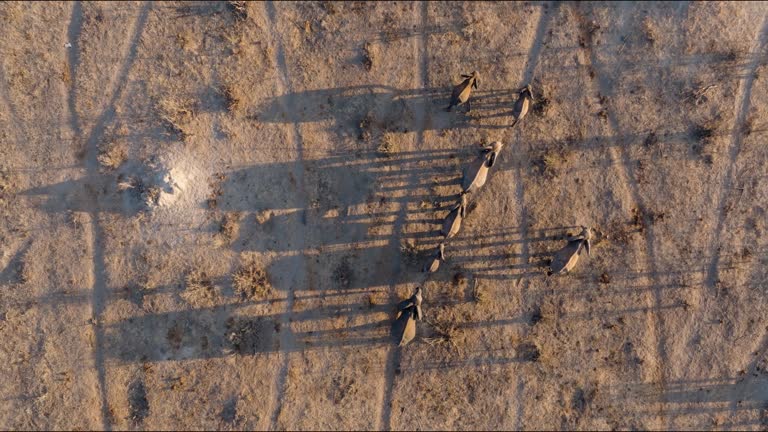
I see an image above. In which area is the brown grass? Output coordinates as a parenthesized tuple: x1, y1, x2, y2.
(221, 84, 245, 116)
(157, 97, 196, 140)
(182, 270, 216, 306)
(219, 212, 242, 243)
(97, 140, 128, 171)
(233, 259, 271, 301)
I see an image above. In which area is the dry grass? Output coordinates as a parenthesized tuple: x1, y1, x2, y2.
(0, 170, 15, 195)
(641, 16, 657, 44)
(361, 42, 374, 71)
(424, 318, 463, 353)
(157, 97, 196, 140)
(472, 279, 486, 304)
(358, 113, 374, 142)
(377, 132, 398, 156)
(116, 176, 161, 208)
(233, 259, 271, 301)
(220, 84, 245, 116)
(400, 239, 420, 265)
(97, 140, 127, 171)
(181, 270, 216, 306)
(533, 149, 568, 178)
(219, 212, 242, 243)
(227, 1, 248, 22)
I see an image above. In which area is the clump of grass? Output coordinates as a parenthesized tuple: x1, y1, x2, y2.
(17, 257, 30, 284)
(642, 17, 656, 44)
(116, 176, 161, 209)
(142, 186, 161, 207)
(691, 124, 713, 141)
(424, 320, 463, 352)
(97, 140, 127, 171)
(220, 84, 244, 116)
(219, 212, 242, 243)
(472, 280, 486, 304)
(358, 113, 374, 142)
(227, 1, 247, 22)
(532, 96, 550, 117)
(690, 123, 717, 165)
(233, 260, 271, 301)
(533, 149, 567, 179)
(361, 42, 374, 71)
(599, 272, 611, 284)
(207, 173, 226, 209)
(333, 258, 353, 290)
(529, 306, 543, 325)
(182, 270, 216, 305)
(377, 133, 398, 156)
(643, 131, 658, 148)
(400, 239, 420, 265)
(0, 170, 15, 195)
(157, 97, 195, 141)
(517, 342, 541, 362)
(320, 1, 337, 15)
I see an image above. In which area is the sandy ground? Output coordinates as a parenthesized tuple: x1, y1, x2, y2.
(1, 1, 768, 430)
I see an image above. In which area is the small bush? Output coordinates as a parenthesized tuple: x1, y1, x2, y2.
(233, 260, 271, 300)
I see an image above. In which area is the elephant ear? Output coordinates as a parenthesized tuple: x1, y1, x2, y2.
(488, 152, 497, 168)
(397, 299, 414, 311)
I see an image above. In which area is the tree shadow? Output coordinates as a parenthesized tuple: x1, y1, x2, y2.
(212, 147, 582, 291)
(20, 159, 176, 216)
(256, 84, 522, 137)
(610, 376, 768, 429)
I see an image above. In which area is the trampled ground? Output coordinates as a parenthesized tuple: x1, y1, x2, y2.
(2, 1, 768, 430)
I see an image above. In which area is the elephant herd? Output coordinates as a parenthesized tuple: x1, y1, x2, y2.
(393, 73, 594, 346)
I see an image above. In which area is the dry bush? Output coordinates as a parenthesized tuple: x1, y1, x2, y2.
(516, 342, 541, 362)
(361, 42, 374, 71)
(400, 239, 420, 265)
(377, 133, 398, 156)
(472, 279, 486, 304)
(233, 260, 271, 301)
(424, 316, 464, 352)
(97, 140, 127, 170)
(690, 122, 718, 164)
(0, 170, 15, 195)
(182, 270, 216, 305)
(219, 212, 242, 243)
(176, 30, 200, 52)
(220, 84, 245, 116)
(227, 1, 248, 22)
(332, 258, 353, 290)
(117, 176, 162, 209)
(358, 113, 374, 142)
(157, 97, 195, 140)
(642, 16, 657, 44)
(533, 149, 568, 178)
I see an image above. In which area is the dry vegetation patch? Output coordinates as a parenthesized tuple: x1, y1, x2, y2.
(220, 83, 245, 116)
(233, 259, 272, 301)
(182, 270, 217, 306)
(218, 212, 242, 244)
(97, 140, 128, 171)
(157, 97, 196, 141)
